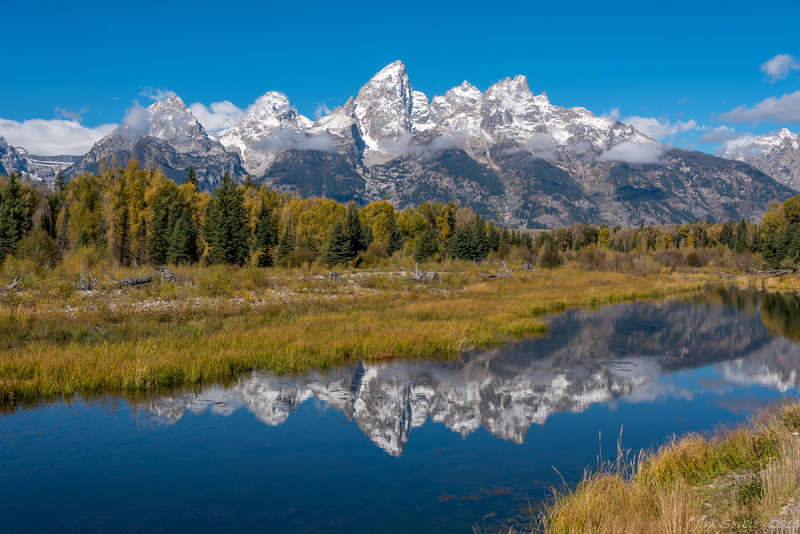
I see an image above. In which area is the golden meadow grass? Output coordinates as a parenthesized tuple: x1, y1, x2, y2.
(0, 260, 704, 407)
(540, 401, 800, 534)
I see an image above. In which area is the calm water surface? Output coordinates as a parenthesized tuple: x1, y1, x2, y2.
(2, 287, 800, 532)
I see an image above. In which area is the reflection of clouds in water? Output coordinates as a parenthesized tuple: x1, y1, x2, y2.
(135, 289, 800, 455)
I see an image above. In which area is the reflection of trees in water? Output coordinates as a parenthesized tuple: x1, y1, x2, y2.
(135, 287, 800, 456)
(761, 291, 800, 342)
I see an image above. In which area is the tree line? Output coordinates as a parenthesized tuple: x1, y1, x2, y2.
(4, 163, 799, 271)
(0, 162, 532, 268)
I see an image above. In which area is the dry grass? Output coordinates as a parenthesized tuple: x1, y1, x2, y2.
(540, 401, 800, 533)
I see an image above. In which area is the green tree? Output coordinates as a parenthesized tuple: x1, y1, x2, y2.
(448, 225, 472, 261)
(252, 201, 277, 267)
(325, 221, 354, 266)
(345, 203, 369, 258)
(414, 228, 438, 263)
(275, 225, 295, 265)
(204, 172, 250, 265)
(54, 170, 67, 192)
(168, 207, 199, 264)
(185, 166, 198, 188)
(0, 173, 32, 262)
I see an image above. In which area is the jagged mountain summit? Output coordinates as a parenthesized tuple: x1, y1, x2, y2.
(65, 96, 244, 188)
(6, 62, 797, 225)
(719, 128, 800, 191)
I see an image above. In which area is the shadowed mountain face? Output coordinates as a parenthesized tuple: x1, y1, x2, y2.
(136, 288, 800, 456)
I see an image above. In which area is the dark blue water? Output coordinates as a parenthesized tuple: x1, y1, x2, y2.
(2, 287, 800, 533)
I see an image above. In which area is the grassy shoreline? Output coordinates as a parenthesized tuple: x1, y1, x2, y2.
(0, 264, 712, 408)
(540, 399, 800, 534)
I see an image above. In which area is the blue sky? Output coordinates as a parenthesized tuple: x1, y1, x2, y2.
(1, 0, 799, 155)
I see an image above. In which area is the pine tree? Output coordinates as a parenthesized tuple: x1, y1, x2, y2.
(0, 173, 32, 262)
(487, 225, 500, 251)
(734, 219, 748, 252)
(243, 174, 256, 189)
(185, 166, 198, 188)
(204, 172, 250, 265)
(325, 221, 354, 266)
(414, 228, 438, 263)
(252, 201, 277, 267)
(449, 226, 472, 260)
(471, 217, 489, 261)
(147, 189, 175, 264)
(387, 217, 403, 256)
(54, 170, 67, 192)
(167, 207, 199, 264)
(275, 225, 295, 265)
(345, 204, 367, 258)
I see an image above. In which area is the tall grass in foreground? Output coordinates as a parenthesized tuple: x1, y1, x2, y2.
(541, 401, 800, 533)
(0, 267, 703, 407)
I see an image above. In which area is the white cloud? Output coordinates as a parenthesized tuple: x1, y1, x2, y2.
(598, 141, 665, 164)
(252, 128, 336, 154)
(604, 108, 621, 120)
(622, 116, 698, 140)
(699, 125, 748, 143)
(189, 101, 244, 132)
(718, 91, 800, 123)
(313, 104, 332, 120)
(54, 106, 89, 122)
(139, 87, 177, 101)
(0, 118, 116, 156)
(122, 101, 150, 138)
(761, 54, 800, 83)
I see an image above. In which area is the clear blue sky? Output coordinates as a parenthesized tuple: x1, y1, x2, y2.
(2, 0, 799, 154)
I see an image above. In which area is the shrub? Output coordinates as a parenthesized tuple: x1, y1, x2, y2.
(538, 248, 563, 269)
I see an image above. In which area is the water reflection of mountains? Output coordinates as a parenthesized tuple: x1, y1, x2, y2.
(138, 288, 800, 456)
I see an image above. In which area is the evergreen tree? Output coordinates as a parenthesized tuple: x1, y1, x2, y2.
(185, 166, 198, 188)
(325, 221, 353, 266)
(449, 225, 472, 260)
(252, 201, 277, 267)
(414, 228, 438, 263)
(204, 172, 250, 265)
(54, 170, 67, 192)
(147, 189, 175, 264)
(345, 204, 368, 258)
(387, 218, 403, 256)
(275, 225, 295, 264)
(0, 173, 32, 262)
(750, 226, 762, 253)
(734, 219, 748, 252)
(167, 207, 199, 265)
(471, 217, 489, 261)
(487, 224, 500, 252)
(243, 174, 256, 189)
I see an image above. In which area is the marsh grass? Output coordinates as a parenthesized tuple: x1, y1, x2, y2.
(0, 262, 702, 407)
(540, 400, 800, 533)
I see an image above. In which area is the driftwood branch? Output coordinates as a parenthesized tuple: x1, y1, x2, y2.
(2, 276, 21, 291)
(479, 261, 514, 279)
(405, 263, 440, 282)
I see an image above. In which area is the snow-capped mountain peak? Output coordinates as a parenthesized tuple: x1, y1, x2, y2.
(719, 128, 800, 190)
(217, 91, 313, 176)
(354, 61, 414, 151)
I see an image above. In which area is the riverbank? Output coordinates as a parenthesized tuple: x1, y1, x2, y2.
(540, 399, 800, 533)
(0, 261, 715, 408)
(3, 259, 800, 408)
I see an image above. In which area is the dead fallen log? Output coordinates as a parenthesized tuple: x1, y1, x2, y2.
(478, 261, 514, 279)
(76, 271, 100, 291)
(117, 276, 155, 288)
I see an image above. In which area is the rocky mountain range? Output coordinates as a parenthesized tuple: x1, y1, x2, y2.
(0, 135, 78, 181)
(719, 128, 800, 192)
(135, 291, 800, 456)
(3, 61, 799, 227)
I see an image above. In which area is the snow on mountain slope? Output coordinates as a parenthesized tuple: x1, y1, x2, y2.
(217, 91, 314, 176)
(719, 129, 800, 191)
